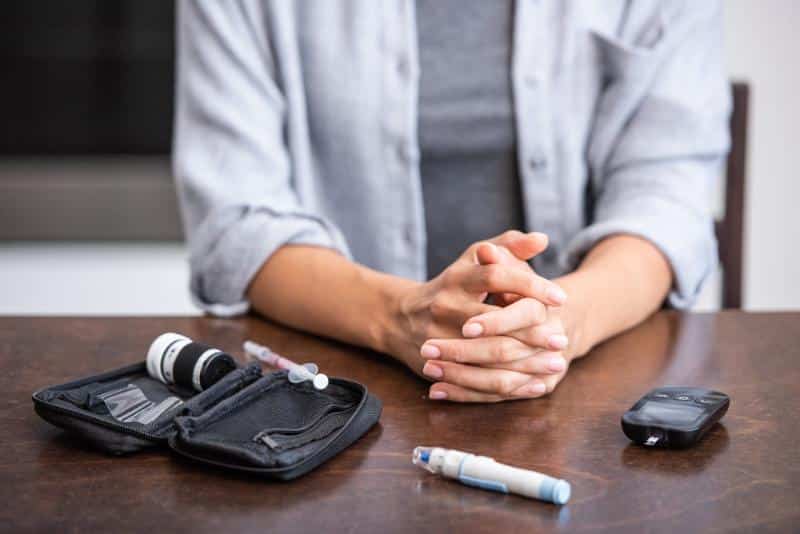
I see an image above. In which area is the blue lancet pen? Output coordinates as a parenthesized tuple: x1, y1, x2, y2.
(412, 446, 571, 505)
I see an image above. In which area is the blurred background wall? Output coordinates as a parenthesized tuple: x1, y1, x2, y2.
(0, 0, 797, 315)
(722, 0, 799, 311)
(0, 0, 193, 314)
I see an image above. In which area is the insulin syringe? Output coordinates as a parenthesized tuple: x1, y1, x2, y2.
(412, 446, 571, 505)
(243, 340, 329, 390)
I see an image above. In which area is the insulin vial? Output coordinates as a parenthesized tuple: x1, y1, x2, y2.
(146, 333, 237, 392)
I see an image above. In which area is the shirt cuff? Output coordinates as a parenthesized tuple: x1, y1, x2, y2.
(188, 205, 351, 317)
(561, 197, 716, 310)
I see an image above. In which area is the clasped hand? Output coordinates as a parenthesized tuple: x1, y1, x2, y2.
(391, 231, 571, 403)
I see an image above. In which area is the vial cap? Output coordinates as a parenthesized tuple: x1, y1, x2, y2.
(146, 332, 190, 384)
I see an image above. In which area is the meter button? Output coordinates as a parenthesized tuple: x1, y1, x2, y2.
(675, 395, 692, 401)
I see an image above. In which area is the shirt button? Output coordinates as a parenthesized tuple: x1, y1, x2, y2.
(396, 57, 408, 77)
(528, 156, 548, 170)
(404, 225, 415, 244)
(524, 73, 542, 87)
(396, 144, 407, 162)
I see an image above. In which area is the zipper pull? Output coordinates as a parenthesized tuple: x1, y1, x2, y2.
(254, 430, 280, 450)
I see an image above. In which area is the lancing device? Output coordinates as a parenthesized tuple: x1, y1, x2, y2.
(412, 446, 571, 505)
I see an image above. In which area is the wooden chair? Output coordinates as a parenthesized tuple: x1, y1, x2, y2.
(716, 82, 749, 309)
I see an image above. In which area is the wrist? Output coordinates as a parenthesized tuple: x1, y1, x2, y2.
(362, 268, 419, 357)
(553, 273, 594, 360)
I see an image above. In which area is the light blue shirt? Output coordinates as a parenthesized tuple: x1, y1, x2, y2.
(173, 0, 730, 316)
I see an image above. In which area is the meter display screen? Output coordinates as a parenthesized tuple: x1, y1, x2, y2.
(637, 401, 704, 425)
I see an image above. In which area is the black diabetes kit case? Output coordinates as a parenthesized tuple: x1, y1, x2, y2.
(32, 361, 382, 480)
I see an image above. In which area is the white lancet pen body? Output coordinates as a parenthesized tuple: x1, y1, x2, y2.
(412, 446, 571, 505)
(243, 340, 329, 390)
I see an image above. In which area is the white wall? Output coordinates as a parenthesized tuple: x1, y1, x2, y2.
(724, 0, 800, 310)
(0, 243, 199, 315)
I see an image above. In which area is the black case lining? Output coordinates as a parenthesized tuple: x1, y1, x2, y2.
(32, 362, 264, 452)
(32, 361, 382, 479)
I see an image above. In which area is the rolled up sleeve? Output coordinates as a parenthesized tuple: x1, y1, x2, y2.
(173, 0, 350, 316)
(565, 159, 722, 309)
(564, 1, 730, 309)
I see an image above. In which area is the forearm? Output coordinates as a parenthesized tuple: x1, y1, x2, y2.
(246, 245, 415, 353)
(556, 234, 672, 359)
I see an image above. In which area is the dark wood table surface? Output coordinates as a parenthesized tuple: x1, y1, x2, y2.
(1, 312, 798, 533)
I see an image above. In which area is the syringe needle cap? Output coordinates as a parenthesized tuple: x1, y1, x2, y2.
(313, 374, 329, 390)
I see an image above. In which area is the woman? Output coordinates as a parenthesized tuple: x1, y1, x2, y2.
(173, 1, 729, 402)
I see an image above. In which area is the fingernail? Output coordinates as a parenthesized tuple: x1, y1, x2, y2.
(546, 357, 566, 372)
(529, 232, 548, 243)
(423, 362, 443, 379)
(548, 334, 569, 350)
(517, 382, 546, 397)
(429, 390, 448, 400)
(462, 322, 484, 338)
(420, 344, 441, 359)
(546, 286, 567, 305)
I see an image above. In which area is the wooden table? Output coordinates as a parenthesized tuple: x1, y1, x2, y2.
(1, 312, 798, 533)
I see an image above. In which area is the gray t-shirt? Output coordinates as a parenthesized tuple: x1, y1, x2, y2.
(417, 0, 525, 278)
